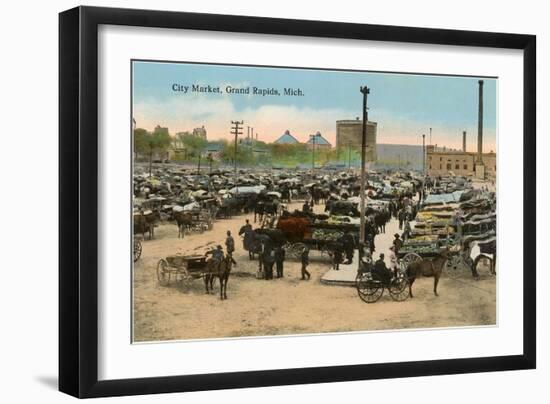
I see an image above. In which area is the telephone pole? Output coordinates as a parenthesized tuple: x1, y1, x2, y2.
(359, 86, 370, 266)
(197, 151, 201, 174)
(231, 120, 243, 192)
(422, 134, 426, 176)
(310, 134, 316, 173)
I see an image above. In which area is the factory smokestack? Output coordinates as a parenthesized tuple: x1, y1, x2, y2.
(477, 80, 484, 163)
(463, 130, 467, 152)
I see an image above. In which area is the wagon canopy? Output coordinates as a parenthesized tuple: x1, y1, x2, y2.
(423, 190, 464, 205)
(228, 185, 266, 195)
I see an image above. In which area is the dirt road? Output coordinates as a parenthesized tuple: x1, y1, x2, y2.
(133, 203, 496, 342)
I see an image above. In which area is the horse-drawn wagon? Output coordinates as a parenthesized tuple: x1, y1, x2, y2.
(355, 268, 410, 303)
(156, 251, 235, 299)
(276, 213, 359, 259)
(156, 254, 208, 286)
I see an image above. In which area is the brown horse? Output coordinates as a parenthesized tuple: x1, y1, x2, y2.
(204, 255, 235, 300)
(133, 212, 154, 240)
(174, 211, 193, 238)
(406, 250, 450, 298)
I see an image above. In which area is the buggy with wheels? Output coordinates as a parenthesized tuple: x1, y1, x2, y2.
(355, 263, 409, 303)
(156, 254, 209, 286)
(133, 238, 142, 262)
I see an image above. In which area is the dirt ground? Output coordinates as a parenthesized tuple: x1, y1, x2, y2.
(133, 202, 496, 342)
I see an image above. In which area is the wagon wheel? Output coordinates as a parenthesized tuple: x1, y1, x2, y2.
(400, 253, 422, 272)
(474, 255, 494, 276)
(133, 240, 142, 262)
(288, 242, 307, 259)
(176, 263, 191, 284)
(388, 274, 410, 302)
(356, 272, 384, 303)
(320, 244, 334, 259)
(445, 254, 470, 278)
(156, 259, 171, 286)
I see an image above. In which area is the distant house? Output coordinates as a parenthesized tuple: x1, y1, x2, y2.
(206, 142, 223, 152)
(192, 126, 207, 140)
(306, 131, 331, 150)
(274, 130, 300, 145)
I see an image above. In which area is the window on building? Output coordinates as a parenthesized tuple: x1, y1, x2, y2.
(440, 164, 442, 169)
(440, 157, 442, 162)
(455, 164, 460, 169)
(429, 164, 432, 169)
(464, 164, 468, 169)
(447, 163, 452, 170)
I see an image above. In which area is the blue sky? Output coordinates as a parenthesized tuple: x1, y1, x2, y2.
(132, 61, 497, 151)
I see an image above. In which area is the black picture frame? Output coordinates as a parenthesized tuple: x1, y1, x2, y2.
(59, 6, 536, 398)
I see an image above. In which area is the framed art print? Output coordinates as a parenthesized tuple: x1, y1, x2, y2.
(59, 6, 536, 398)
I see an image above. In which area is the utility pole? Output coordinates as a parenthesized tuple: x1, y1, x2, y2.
(208, 153, 213, 175)
(310, 134, 316, 173)
(231, 120, 243, 192)
(422, 134, 426, 176)
(197, 151, 201, 174)
(429, 127, 432, 146)
(359, 86, 370, 267)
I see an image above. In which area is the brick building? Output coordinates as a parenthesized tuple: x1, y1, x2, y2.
(426, 145, 496, 178)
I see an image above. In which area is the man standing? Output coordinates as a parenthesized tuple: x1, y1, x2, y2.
(389, 246, 399, 276)
(300, 247, 311, 280)
(341, 230, 355, 264)
(333, 242, 343, 271)
(238, 219, 254, 259)
(393, 233, 403, 254)
(275, 245, 285, 278)
(398, 209, 405, 230)
(403, 220, 411, 241)
(225, 230, 235, 257)
(264, 247, 275, 280)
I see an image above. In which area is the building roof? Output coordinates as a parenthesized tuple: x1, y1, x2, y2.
(336, 119, 377, 126)
(306, 132, 331, 146)
(206, 142, 223, 152)
(274, 130, 299, 144)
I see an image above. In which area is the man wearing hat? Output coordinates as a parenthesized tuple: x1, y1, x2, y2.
(206, 245, 225, 272)
(373, 253, 392, 284)
(225, 230, 235, 257)
(393, 233, 403, 254)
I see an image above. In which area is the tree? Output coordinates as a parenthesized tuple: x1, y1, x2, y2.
(133, 128, 172, 177)
(180, 133, 208, 160)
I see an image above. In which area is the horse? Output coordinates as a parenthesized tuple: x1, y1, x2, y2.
(204, 255, 234, 300)
(133, 211, 156, 240)
(406, 250, 450, 298)
(173, 211, 193, 238)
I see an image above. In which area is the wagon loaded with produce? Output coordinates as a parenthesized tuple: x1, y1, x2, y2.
(400, 189, 497, 277)
(276, 213, 359, 259)
(397, 235, 460, 272)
